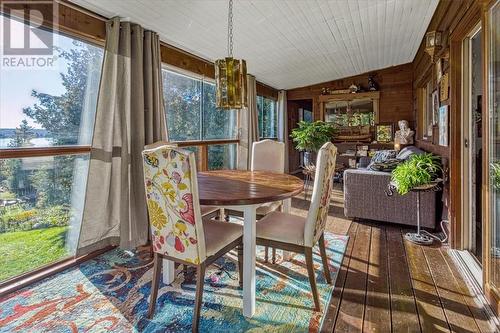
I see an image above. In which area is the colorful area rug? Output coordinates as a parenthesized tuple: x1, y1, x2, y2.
(0, 232, 347, 332)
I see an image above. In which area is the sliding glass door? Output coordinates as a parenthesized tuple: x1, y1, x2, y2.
(486, 0, 500, 305)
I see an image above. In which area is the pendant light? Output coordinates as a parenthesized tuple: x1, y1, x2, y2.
(215, 0, 247, 109)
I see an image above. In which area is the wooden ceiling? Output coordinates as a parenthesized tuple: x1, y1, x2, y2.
(70, 0, 439, 90)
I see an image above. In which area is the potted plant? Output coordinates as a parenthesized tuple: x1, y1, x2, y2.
(391, 153, 442, 195)
(290, 121, 335, 166)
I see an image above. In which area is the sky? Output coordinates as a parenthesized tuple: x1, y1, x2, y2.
(0, 15, 75, 129)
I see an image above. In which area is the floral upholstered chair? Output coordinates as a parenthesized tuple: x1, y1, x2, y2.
(144, 141, 220, 219)
(142, 145, 243, 332)
(255, 142, 337, 311)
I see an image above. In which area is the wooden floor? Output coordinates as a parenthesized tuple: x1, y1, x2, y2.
(290, 185, 499, 333)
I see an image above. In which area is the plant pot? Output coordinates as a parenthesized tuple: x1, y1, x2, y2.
(303, 151, 314, 167)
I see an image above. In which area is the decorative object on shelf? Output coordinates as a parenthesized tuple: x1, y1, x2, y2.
(368, 75, 378, 91)
(394, 120, 415, 145)
(376, 124, 393, 143)
(425, 30, 443, 61)
(329, 89, 351, 95)
(438, 105, 449, 146)
(440, 72, 449, 101)
(290, 121, 335, 166)
(349, 84, 359, 93)
(432, 89, 439, 125)
(321, 87, 329, 95)
(215, 0, 247, 109)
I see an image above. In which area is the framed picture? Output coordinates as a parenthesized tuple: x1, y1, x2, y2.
(376, 124, 393, 143)
(438, 105, 449, 146)
(432, 89, 439, 125)
(440, 73, 449, 101)
(436, 58, 443, 82)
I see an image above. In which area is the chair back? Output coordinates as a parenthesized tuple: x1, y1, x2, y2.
(142, 145, 206, 264)
(251, 139, 285, 172)
(144, 141, 176, 150)
(304, 142, 337, 247)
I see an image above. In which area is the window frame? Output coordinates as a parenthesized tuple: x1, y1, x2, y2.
(0, 15, 105, 289)
(256, 95, 278, 140)
(161, 65, 239, 171)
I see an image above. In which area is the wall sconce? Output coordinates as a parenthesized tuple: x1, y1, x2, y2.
(425, 31, 443, 62)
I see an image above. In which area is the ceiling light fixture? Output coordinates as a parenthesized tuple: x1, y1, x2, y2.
(215, 0, 247, 109)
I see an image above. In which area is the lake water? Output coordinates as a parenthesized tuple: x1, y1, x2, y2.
(0, 137, 53, 148)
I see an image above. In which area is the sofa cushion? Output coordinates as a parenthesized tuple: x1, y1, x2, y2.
(369, 158, 401, 172)
(368, 150, 397, 170)
(396, 146, 425, 161)
(371, 150, 397, 163)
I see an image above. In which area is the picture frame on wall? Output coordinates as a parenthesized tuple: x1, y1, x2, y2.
(438, 105, 449, 146)
(376, 124, 394, 143)
(432, 89, 439, 125)
(440, 72, 449, 101)
(436, 58, 443, 82)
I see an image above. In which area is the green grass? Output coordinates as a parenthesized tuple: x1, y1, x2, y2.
(0, 226, 69, 282)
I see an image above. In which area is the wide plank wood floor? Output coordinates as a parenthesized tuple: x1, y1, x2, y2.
(289, 185, 499, 333)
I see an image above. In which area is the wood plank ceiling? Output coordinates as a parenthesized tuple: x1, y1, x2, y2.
(70, 0, 439, 90)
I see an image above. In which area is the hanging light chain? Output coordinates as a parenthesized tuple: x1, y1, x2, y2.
(227, 0, 234, 57)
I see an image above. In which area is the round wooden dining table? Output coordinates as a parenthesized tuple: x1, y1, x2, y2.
(162, 170, 303, 318)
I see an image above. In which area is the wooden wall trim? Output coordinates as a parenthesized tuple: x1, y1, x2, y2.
(448, 3, 481, 250)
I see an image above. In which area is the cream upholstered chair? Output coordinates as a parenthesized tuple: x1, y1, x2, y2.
(255, 142, 337, 311)
(144, 141, 219, 219)
(251, 140, 285, 215)
(252, 139, 285, 263)
(142, 145, 243, 332)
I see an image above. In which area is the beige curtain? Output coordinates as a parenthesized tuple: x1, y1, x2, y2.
(77, 17, 167, 255)
(237, 74, 259, 170)
(277, 90, 289, 172)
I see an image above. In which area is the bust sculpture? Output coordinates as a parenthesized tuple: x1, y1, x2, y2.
(394, 120, 415, 145)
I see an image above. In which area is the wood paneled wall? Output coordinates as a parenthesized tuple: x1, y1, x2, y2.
(412, 0, 476, 159)
(286, 63, 414, 128)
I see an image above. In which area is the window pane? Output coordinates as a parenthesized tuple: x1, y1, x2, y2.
(208, 144, 237, 170)
(162, 70, 202, 141)
(0, 154, 90, 282)
(202, 81, 237, 140)
(257, 96, 278, 139)
(0, 15, 104, 148)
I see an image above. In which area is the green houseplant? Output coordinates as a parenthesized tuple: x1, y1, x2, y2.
(290, 121, 335, 165)
(391, 153, 442, 195)
(491, 162, 500, 191)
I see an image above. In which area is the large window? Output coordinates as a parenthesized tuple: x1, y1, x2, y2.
(162, 68, 237, 169)
(257, 95, 278, 139)
(0, 15, 103, 282)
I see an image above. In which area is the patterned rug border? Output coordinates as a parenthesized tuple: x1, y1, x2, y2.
(0, 232, 349, 333)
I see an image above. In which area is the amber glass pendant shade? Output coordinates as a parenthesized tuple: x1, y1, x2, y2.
(215, 57, 247, 109)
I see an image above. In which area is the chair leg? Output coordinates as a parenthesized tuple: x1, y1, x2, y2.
(264, 246, 269, 262)
(192, 263, 206, 333)
(272, 247, 276, 264)
(148, 252, 162, 319)
(319, 233, 332, 284)
(237, 244, 243, 288)
(305, 247, 321, 311)
(304, 175, 308, 200)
